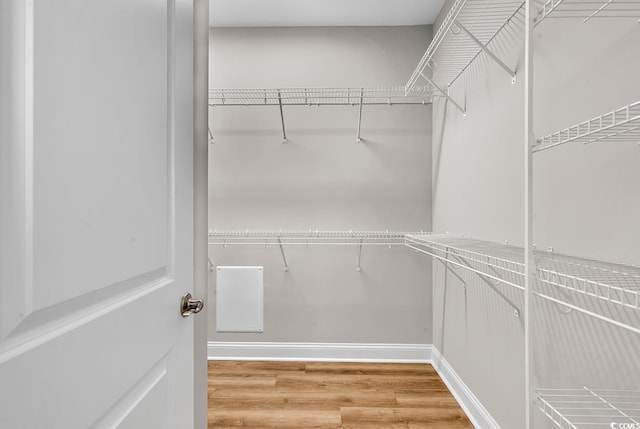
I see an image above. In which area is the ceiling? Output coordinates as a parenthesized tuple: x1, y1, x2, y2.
(209, 0, 446, 28)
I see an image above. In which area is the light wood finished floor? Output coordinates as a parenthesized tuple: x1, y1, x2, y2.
(208, 361, 474, 428)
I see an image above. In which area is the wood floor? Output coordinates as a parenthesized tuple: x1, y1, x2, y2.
(208, 361, 474, 428)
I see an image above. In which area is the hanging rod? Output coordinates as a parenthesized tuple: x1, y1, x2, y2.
(208, 86, 433, 107)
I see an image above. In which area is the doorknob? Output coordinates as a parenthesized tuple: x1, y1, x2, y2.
(181, 293, 204, 317)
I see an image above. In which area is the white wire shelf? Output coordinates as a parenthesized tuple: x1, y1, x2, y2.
(405, 0, 523, 106)
(534, 100, 640, 152)
(405, 234, 640, 332)
(537, 387, 640, 429)
(208, 87, 433, 107)
(208, 230, 428, 272)
(208, 86, 432, 143)
(406, 233, 526, 288)
(535, 0, 640, 25)
(406, 234, 526, 316)
(208, 230, 423, 246)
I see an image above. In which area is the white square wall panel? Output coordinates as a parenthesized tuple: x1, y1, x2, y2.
(216, 266, 264, 333)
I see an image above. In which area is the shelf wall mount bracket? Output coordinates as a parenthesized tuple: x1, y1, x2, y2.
(450, 253, 521, 317)
(356, 238, 364, 271)
(419, 72, 466, 117)
(208, 127, 215, 144)
(277, 238, 289, 272)
(356, 88, 364, 143)
(277, 90, 288, 143)
(454, 21, 517, 85)
(440, 247, 467, 288)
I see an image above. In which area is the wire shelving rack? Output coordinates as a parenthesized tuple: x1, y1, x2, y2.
(528, 2, 640, 428)
(406, 234, 526, 316)
(534, 100, 640, 152)
(208, 229, 417, 245)
(535, 0, 640, 25)
(405, 234, 640, 333)
(405, 234, 526, 288)
(208, 230, 427, 272)
(405, 0, 524, 114)
(399, 0, 640, 427)
(209, 86, 433, 107)
(208, 86, 432, 143)
(536, 388, 640, 428)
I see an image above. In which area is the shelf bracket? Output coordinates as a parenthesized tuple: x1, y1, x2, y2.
(277, 238, 289, 272)
(356, 88, 364, 143)
(450, 253, 521, 317)
(277, 90, 288, 143)
(356, 238, 364, 271)
(208, 127, 215, 144)
(419, 72, 466, 117)
(455, 21, 517, 85)
(437, 248, 467, 287)
(207, 257, 214, 272)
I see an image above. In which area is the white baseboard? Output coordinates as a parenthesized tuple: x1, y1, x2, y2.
(208, 341, 431, 363)
(431, 347, 501, 429)
(207, 341, 500, 429)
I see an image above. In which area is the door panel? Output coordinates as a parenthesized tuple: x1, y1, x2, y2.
(0, 0, 194, 427)
(33, 0, 170, 309)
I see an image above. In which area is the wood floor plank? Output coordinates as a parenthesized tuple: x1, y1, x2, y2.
(395, 393, 465, 408)
(342, 424, 409, 429)
(209, 409, 343, 428)
(210, 360, 306, 376)
(408, 422, 476, 429)
(305, 362, 437, 376)
(340, 406, 471, 424)
(210, 389, 399, 409)
(208, 361, 474, 429)
(275, 373, 449, 392)
(209, 375, 276, 388)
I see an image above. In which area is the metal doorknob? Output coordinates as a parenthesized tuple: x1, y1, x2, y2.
(181, 293, 204, 317)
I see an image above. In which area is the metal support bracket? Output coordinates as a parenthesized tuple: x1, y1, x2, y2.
(207, 257, 214, 272)
(277, 238, 289, 272)
(208, 127, 215, 144)
(356, 88, 364, 143)
(277, 90, 288, 143)
(455, 21, 517, 85)
(356, 239, 364, 272)
(450, 253, 521, 317)
(435, 256, 468, 287)
(419, 72, 466, 117)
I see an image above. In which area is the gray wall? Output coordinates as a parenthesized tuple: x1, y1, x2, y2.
(208, 26, 434, 345)
(431, 8, 640, 429)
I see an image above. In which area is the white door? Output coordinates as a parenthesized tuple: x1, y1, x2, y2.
(0, 0, 197, 428)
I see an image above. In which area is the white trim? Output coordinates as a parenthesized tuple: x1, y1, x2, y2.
(431, 347, 502, 429)
(208, 342, 431, 363)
